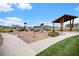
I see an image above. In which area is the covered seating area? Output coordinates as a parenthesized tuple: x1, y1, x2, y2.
(52, 14, 78, 31)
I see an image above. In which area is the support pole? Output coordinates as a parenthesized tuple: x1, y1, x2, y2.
(60, 18, 64, 31)
(72, 19, 74, 28)
(70, 19, 74, 31)
(71, 19, 74, 31)
(70, 20, 72, 31)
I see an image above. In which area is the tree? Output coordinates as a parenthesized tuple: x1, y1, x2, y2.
(24, 22, 27, 31)
(30, 28, 39, 37)
(40, 23, 44, 32)
(52, 23, 55, 32)
(40, 23, 44, 27)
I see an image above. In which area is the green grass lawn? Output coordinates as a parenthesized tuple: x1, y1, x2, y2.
(36, 35, 79, 56)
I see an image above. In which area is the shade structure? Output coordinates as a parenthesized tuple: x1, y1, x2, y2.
(53, 14, 77, 23)
(52, 14, 78, 31)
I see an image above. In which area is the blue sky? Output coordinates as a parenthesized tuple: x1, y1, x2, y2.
(0, 3, 79, 27)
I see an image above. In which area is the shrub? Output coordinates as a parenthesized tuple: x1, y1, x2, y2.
(30, 28, 39, 37)
(48, 31, 59, 37)
(0, 29, 13, 32)
(30, 28, 34, 31)
(18, 28, 28, 31)
(9, 30, 13, 32)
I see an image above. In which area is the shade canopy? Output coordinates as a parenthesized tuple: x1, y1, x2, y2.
(52, 14, 77, 23)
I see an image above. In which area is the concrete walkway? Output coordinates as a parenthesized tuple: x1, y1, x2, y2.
(29, 32, 79, 55)
(0, 33, 35, 56)
(0, 32, 79, 56)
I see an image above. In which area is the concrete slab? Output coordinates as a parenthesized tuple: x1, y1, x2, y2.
(0, 33, 35, 56)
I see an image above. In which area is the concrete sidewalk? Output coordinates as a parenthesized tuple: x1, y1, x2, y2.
(0, 33, 35, 56)
(0, 32, 79, 56)
(29, 32, 79, 55)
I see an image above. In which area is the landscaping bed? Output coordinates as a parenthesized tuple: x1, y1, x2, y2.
(19, 31, 49, 43)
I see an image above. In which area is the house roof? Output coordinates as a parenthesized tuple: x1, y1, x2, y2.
(52, 14, 78, 23)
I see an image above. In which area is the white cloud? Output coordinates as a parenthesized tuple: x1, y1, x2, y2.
(74, 6, 79, 11)
(0, 17, 26, 26)
(0, 3, 13, 12)
(0, 3, 32, 12)
(0, 19, 4, 21)
(16, 3, 32, 10)
(6, 17, 23, 22)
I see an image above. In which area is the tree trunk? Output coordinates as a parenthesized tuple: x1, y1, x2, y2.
(34, 31, 35, 37)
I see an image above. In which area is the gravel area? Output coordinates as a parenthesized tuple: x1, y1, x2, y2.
(19, 31, 49, 43)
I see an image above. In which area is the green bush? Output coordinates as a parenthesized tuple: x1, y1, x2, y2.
(48, 31, 59, 37)
(18, 28, 28, 31)
(30, 28, 34, 31)
(0, 29, 13, 32)
(9, 30, 13, 32)
(30, 28, 39, 32)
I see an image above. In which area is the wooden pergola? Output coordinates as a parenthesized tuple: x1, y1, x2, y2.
(52, 14, 77, 31)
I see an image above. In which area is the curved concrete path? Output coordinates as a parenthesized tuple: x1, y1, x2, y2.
(0, 32, 79, 56)
(29, 32, 79, 55)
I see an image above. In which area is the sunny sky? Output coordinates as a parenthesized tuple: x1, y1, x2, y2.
(0, 3, 79, 27)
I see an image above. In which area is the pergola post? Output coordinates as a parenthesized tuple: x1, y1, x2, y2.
(60, 18, 64, 31)
(70, 20, 72, 31)
(72, 19, 74, 27)
(70, 19, 74, 31)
